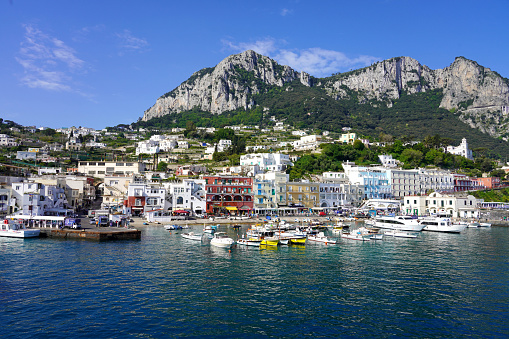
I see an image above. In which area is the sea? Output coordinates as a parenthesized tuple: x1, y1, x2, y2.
(1, 223, 508, 338)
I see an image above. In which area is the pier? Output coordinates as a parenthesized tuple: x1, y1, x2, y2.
(39, 227, 141, 241)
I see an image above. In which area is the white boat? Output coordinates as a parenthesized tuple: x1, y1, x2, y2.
(210, 232, 235, 248)
(237, 236, 261, 247)
(307, 232, 337, 244)
(203, 225, 216, 234)
(0, 220, 40, 238)
(420, 216, 467, 233)
(181, 232, 204, 241)
(340, 229, 368, 241)
(384, 230, 418, 238)
(164, 224, 178, 230)
(373, 215, 425, 232)
(479, 222, 492, 227)
(467, 221, 481, 228)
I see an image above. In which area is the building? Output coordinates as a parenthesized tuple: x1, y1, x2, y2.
(342, 162, 391, 199)
(240, 153, 292, 172)
(0, 134, 18, 147)
(203, 175, 253, 216)
(78, 161, 146, 178)
(292, 135, 322, 151)
(339, 133, 356, 144)
(125, 182, 169, 216)
(446, 138, 473, 160)
(16, 151, 37, 161)
(286, 181, 320, 212)
(164, 179, 206, 216)
(473, 177, 501, 189)
(378, 154, 397, 167)
(102, 175, 134, 212)
(403, 192, 482, 218)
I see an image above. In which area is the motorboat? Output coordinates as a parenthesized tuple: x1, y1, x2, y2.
(467, 221, 481, 228)
(164, 224, 180, 230)
(181, 232, 204, 241)
(307, 232, 337, 244)
(479, 222, 492, 227)
(260, 237, 279, 246)
(373, 215, 425, 232)
(289, 237, 306, 245)
(210, 232, 235, 248)
(237, 236, 261, 247)
(340, 230, 368, 241)
(0, 219, 40, 238)
(203, 225, 217, 234)
(419, 216, 467, 233)
(384, 230, 418, 238)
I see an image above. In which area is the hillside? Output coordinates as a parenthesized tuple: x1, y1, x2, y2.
(135, 51, 509, 157)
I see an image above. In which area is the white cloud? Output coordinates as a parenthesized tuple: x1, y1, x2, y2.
(281, 8, 292, 16)
(222, 38, 379, 77)
(115, 29, 149, 52)
(16, 24, 85, 92)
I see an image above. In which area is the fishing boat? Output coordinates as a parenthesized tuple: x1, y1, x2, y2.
(0, 219, 40, 238)
(210, 232, 235, 248)
(260, 237, 279, 246)
(307, 232, 337, 244)
(181, 232, 204, 241)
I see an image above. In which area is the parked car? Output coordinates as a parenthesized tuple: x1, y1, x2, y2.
(89, 218, 96, 225)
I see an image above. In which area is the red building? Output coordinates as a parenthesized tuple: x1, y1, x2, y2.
(453, 174, 482, 192)
(203, 175, 253, 215)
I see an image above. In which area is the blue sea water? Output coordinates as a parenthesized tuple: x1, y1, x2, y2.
(1, 224, 508, 338)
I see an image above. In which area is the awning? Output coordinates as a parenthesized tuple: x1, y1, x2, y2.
(226, 206, 238, 211)
(173, 210, 189, 213)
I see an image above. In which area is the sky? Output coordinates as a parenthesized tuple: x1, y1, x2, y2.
(1, 0, 509, 130)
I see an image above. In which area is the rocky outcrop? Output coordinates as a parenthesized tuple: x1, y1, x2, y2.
(141, 51, 509, 138)
(142, 50, 310, 121)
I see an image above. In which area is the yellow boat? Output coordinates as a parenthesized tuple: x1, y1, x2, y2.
(289, 238, 306, 245)
(260, 237, 279, 246)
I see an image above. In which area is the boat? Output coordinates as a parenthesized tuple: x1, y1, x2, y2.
(181, 232, 204, 241)
(419, 216, 467, 233)
(260, 237, 279, 246)
(384, 230, 418, 238)
(307, 232, 337, 244)
(203, 225, 216, 234)
(237, 237, 261, 247)
(210, 232, 235, 248)
(372, 215, 425, 232)
(289, 237, 306, 245)
(479, 222, 492, 227)
(467, 221, 481, 228)
(0, 219, 40, 238)
(164, 224, 180, 230)
(340, 228, 369, 241)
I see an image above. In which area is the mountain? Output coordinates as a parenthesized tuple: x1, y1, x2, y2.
(138, 51, 509, 157)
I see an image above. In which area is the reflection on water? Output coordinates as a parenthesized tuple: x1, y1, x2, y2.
(1, 224, 508, 338)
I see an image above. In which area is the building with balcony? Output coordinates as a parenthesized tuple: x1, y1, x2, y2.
(203, 175, 253, 215)
(78, 161, 146, 178)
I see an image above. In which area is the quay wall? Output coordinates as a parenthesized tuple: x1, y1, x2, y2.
(39, 228, 141, 240)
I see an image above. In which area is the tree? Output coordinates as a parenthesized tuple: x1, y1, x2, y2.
(400, 149, 423, 168)
(157, 161, 168, 172)
(353, 139, 365, 151)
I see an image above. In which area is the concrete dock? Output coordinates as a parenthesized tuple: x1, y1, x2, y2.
(39, 227, 141, 241)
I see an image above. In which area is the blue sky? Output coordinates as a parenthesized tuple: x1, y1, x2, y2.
(1, 0, 508, 130)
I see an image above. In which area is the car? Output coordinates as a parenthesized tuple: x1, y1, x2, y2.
(89, 218, 96, 225)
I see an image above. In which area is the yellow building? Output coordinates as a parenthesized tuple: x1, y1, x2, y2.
(286, 182, 320, 210)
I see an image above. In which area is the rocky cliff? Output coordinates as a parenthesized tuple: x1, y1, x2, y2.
(142, 50, 311, 121)
(141, 51, 509, 138)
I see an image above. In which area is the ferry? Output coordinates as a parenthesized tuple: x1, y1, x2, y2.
(372, 215, 425, 232)
(0, 219, 41, 238)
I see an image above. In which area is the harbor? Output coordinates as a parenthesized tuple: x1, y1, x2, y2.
(1, 223, 507, 338)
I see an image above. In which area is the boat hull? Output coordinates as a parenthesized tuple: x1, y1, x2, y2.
(423, 224, 467, 233)
(0, 229, 40, 238)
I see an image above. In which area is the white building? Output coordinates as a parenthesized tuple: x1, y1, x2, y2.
(163, 179, 207, 216)
(240, 153, 292, 172)
(446, 138, 473, 160)
(10, 181, 69, 216)
(136, 140, 160, 155)
(0, 134, 18, 147)
(292, 135, 322, 151)
(319, 182, 364, 209)
(403, 192, 482, 218)
(342, 162, 392, 199)
(78, 161, 146, 178)
(378, 154, 397, 167)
